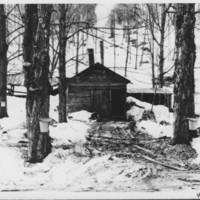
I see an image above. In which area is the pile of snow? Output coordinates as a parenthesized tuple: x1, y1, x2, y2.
(153, 105, 174, 124)
(68, 110, 93, 122)
(50, 121, 89, 146)
(42, 152, 145, 191)
(127, 97, 174, 138)
(127, 96, 173, 123)
(0, 147, 26, 189)
(127, 106, 144, 121)
(0, 129, 25, 143)
(191, 137, 200, 164)
(0, 117, 26, 133)
(137, 120, 173, 138)
(127, 96, 151, 110)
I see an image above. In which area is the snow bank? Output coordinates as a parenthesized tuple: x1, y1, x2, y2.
(0, 147, 25, 188)
(127, 96, 173, 123)
(153, 105, 173, 124)
(50, 121, 89, 146)
(137, 120, 173, 138)
(68, 110, 93, 122)
(127, 96, 151, 110)
(0, 117, 26, 133)
(191, 137, 200, 164)
(127, 106, 144, 121)
(43, 152, 144, 191)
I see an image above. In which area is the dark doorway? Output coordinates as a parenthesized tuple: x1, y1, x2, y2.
(111, 89, 124, 117)
(92, 89, 110, 117)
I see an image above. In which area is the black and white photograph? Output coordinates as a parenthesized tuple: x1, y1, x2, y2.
(0, 1, 200, 199)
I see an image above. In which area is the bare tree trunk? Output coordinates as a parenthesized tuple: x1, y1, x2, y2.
(140, 28, 147, 66)
(113, 13, 116, 72)
(147, 11, 156, 88)
(23, 4, 38, 161)
(151, 37, 155, 88)
(58, 4, 67, 123)
(135, 30, 139, 69)
(173, 4, 196, 144)
(0, 5, 8, 119)
(75, 24, 80, 75)
(125, 29, 130, 77)
(159, 4, 166, 88)
(24, 4, 52, 162)
(147, 22, 155, 88)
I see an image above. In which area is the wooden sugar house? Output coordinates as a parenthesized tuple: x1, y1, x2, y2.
(66, 49, 130, 120)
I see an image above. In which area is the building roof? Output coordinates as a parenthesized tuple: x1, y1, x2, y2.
(127, 85, 173, 94)
(68, 62, 131, 84)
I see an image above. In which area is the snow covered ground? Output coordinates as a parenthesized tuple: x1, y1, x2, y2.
(0, 96, 94, 192)
(0, 96, 200, 198)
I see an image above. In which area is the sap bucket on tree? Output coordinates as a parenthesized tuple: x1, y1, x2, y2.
(39, 118, 52, 133)
(1, 101, 5, 107)
(187, 117, 200, 130)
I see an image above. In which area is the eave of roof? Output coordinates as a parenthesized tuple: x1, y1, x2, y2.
(68, 62, 131, 84)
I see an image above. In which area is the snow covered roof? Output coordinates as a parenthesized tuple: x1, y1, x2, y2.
(127, 85, 173, 94)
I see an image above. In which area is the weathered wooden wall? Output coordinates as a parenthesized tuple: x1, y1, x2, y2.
(127, 93, 172, 109)
(66, 63, 129, 120)
(67, 86, 92, 113)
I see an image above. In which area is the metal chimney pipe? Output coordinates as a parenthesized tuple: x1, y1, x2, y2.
(87, 48, 95, 67)
(100, 40, 104, 65)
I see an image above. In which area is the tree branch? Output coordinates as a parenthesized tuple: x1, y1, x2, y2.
(7, 32, 24, 45)
(147, 4, 161, 29)
(8, 53, 23, 62)
(6, 4, 17, 18)
(6, 25, 24, 37)
(7, 16, 23, 27)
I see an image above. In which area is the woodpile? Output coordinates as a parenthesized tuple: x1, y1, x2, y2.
(85, 122, 196, 171)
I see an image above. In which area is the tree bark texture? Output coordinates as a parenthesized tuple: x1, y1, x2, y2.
(147, 10, 155, 88)
(0, 5, 8, 118)
(150, 30, 155, 88)
(58, 4, 67, 123)
(100, 40, 104, 65)
(75, 23, 80, 75)
(135, 30, 139, 70)
(124, 29, 130, 77)
(173, 4, 196, 144)
(159, 4, 166, 88)
(23, 4, 38, 157)
(23, 4, 52, 162)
